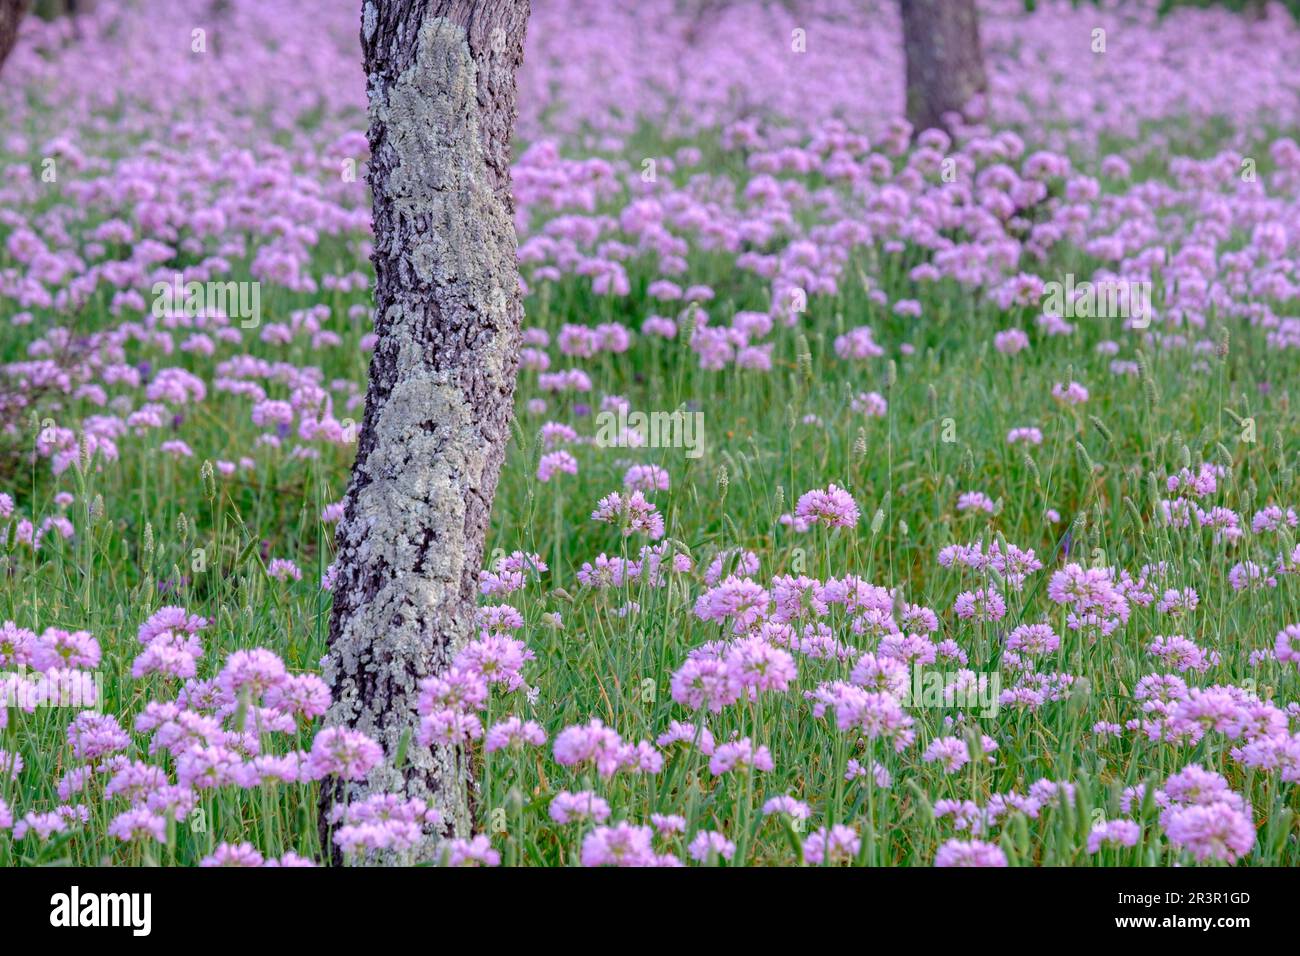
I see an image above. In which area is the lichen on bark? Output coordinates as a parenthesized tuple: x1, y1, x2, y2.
(319, 1, 529, 865)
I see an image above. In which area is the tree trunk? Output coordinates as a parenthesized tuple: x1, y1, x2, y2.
(0, 0, 29, 75)
(683, 0, 730, 47)
(898, 0, 987, 138)
(319, 0, 529, 864)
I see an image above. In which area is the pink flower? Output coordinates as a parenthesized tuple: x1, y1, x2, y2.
(537, 450, 578, 482)
(803, 825, 861, 865)
(218, 648, 288, 701)
(623, 463, 670, 492)
(794, 484, 859, 528)
(307, 728, 383, 780)
(267, 558, 303, 582)
(935, 839, 1008, 867)
(1164, 802, 1255, 863)
(687, 830, 736, 863)
(956, 491, 996, 514)
(108, 809, 168, 843)
(1276, 624, 1300, 666)
(201, 842, 265, 867)
(485, 716, 547, 752)
(581, 822, 656, 867)
(670, 657, 741, 713)
(923, 735, 972, 772)
(1051, 380, 1089, 405)
(1087, 819, 1141, 853)
(549, 790, 611, 825)
(591, 490, 665, 539)
(708, 738, 774, 775)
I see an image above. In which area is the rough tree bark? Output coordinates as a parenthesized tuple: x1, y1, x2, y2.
(0, 0, 29, 75)
(319, 0, 530, 863)
(898, 0, 987, 138)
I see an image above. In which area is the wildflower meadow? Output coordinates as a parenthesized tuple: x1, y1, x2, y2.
(1, 0, 1300, 899)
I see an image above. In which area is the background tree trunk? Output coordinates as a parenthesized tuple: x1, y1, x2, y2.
(683, 0, 730, 47)
(319, 0, 529, 864)
(898, 0, 987, 138)
(0, 0, 29, 75)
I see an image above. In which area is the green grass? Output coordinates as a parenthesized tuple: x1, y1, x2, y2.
(2, 117, 1299, 865)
